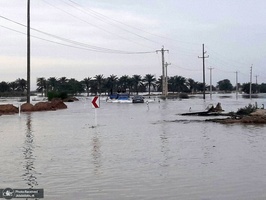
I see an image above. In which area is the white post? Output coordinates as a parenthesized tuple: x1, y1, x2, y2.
(94, 108, 97, 127)
(19, 103, 21, 117)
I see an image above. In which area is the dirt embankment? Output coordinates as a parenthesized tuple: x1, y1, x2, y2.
(0, 104, 19, 115)
(0, 99, 67, 115)
(207, 109, 266, 124)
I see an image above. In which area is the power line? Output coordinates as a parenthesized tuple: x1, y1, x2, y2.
(0, 15, 155, 54)
(171, 64, 201, 72)
(65, 0, 200, 46)
(207, 46, 249, 66)
(209, 65, 234, 74)
(0, 24, 125, 53)
(41, 0, 159, 48)
(63, 0, 160, 45)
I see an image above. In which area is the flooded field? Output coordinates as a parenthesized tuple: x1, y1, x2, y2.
(1, 94, 266, 199)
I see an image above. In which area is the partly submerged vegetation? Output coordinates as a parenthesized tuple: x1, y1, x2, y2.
(236, 104, 257, 115)
(207, 103, 266, 124)
(180, 103, 266, 124)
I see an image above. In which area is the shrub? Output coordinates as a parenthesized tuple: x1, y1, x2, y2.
(47, 91, 68, 101)
(179, 93, 189, 99)
(236, 104, 257, 115)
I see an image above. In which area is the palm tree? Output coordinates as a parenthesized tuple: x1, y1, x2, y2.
(143, 74, 156, 97)
(131, 75, 143, 95)
(94, 74, 105, 95)
(82, 77, 92, 96)
(47, 77, 58, 92)
(118, 75, 130, 93)
(168, 76, 188, 93)
(58, 77, 68, 92)
(68, 78, 84, 95)
(36, 77, 47, 96)
(9, 81, 18, 91)
(15, 78, 27, 92)
(156, 76, 163, 93)
(196, 82, 204, 92)
(106, 74, 118, 95)
(0, 81, 9, 92)
(89, 79, 98, 95)
(58, 77, 68, 84)
(188, 78, 196, 94)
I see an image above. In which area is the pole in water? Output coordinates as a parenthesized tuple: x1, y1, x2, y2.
(19, 103, 21, 117)
(91, 96, 100, 127)
(94, 108, 97, 127)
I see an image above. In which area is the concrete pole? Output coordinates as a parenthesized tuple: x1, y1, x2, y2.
(27, 0, 31, 103)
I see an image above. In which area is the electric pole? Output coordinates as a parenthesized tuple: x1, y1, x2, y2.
(156, 46, 169, 97)
(255, 75, 258, 85)
(165, 62, 171, 96)
(27, 0, 31, 103)
(249, 65, 253, 99)
(208, 67, 214, 100)
(255, 75, 259, 93)
(198, 44, 209, 100)
(235, 71, 238, 99)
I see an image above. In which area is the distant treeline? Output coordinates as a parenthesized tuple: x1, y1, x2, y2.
(1, 75, 266, 97)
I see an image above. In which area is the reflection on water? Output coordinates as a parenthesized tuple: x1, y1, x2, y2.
(200, 124, 213, 165)
(22, 113, 39, 188)
(159, 126, 169, 168)
(91, 130, 102, 175)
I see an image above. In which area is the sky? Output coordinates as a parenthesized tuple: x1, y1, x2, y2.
(0, 0, 266, 89)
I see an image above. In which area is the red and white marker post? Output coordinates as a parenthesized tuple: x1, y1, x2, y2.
(91, 96, 100, 126)
(91, 96, 100, 108)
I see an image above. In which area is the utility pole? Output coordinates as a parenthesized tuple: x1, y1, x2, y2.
(255, 75, 259, 93)
(235, 71, 238, 99)
(156, 46, 169, 97)
(165, 62, 171, 96)
(208, 67, 214, 100)
(27, 0, 31, 103)
(198, 44, 209, 100)
(249, 65, 253, 99)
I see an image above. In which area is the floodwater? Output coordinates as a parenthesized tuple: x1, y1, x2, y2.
(1, 94, 266, 200)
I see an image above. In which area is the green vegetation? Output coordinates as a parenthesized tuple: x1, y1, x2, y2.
(236, 104, 257, 115)
(47, 91, 68, 101)
(217, 79, 233, 92)
(1, 74, 266, 97)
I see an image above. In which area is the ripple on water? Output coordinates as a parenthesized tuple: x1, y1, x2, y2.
(1, 95, 266, 199)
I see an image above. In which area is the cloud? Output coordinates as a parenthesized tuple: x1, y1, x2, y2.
(1, 0, 266, 86)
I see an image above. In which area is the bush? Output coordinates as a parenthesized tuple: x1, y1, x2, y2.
(47, 91, 68, 101)
(179, 93, 189, 99)
(236, 104, 257, 115)
(59, 92, 68, 100)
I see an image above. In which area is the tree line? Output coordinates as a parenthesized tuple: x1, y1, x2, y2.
(1, 75, 266, 97)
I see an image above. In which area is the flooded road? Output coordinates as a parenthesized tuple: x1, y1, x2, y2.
(1, 94, 266, 199)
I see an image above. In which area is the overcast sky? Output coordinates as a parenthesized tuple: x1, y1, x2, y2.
(1, 0, 266, 89)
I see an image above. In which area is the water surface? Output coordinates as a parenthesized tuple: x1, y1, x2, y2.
(1, 94, 266, 199)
